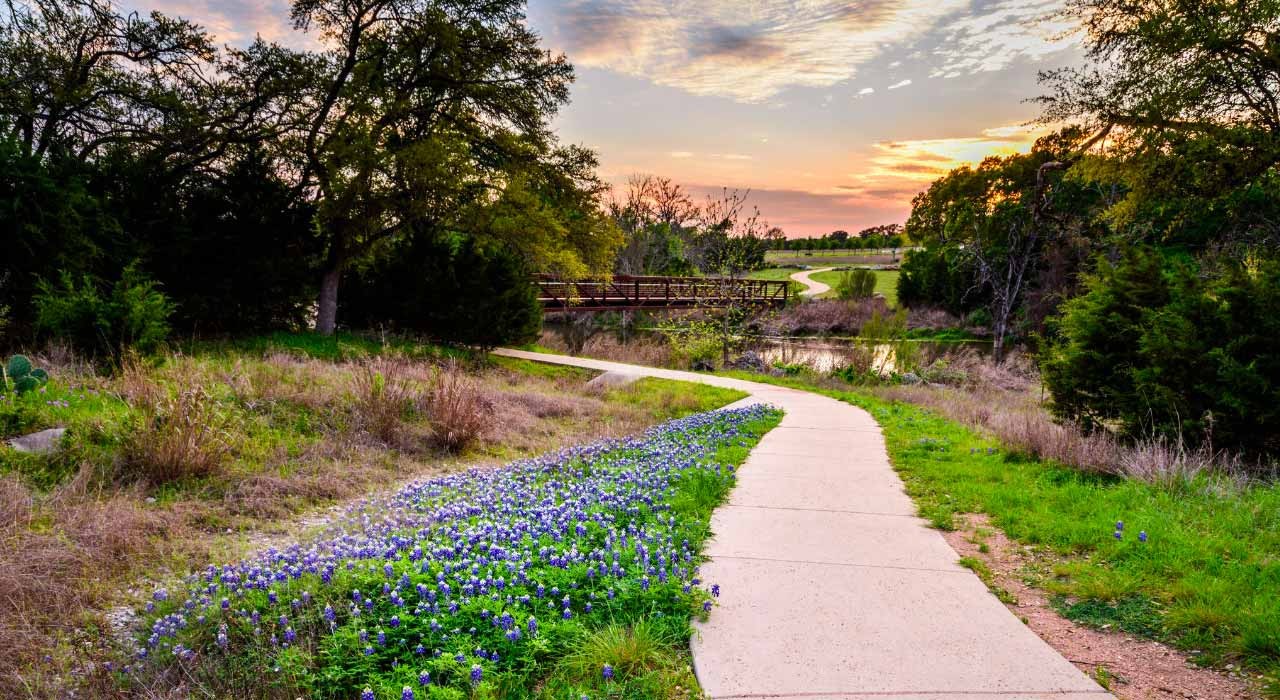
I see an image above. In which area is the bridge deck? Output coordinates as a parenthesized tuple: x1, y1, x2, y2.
(537, 274, 790, 312)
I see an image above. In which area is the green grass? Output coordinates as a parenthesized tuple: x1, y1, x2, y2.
(715, 371, 1280, 686)
(603, 378, 748, 420)
(809, 269, 900, 306)
(193, 331, 471, 363)
(746, 267, 799, 282)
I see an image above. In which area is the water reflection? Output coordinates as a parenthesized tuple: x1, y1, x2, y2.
(750, 337, 990, 374)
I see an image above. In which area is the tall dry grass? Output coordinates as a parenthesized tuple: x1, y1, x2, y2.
(871, 350, 1260, 484)
(347, 358, 418, 444)
(0, 467, 186, 696)
(423, 363, 492, 451)
(124, 384, 235, 484)
(539, 331, 674, 368)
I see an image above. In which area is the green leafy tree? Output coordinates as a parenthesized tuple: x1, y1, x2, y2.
(281, 0, 609, 335)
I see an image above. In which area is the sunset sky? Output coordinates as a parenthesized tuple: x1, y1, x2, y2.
(126, 0, 1084, 236)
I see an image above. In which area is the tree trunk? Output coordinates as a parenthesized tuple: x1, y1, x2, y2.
(317, 266, 341, 336)
(991, 313, 1007, 365)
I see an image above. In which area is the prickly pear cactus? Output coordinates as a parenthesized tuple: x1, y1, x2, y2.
(3, 354, 49, 394)
(6, 354, 31, 379)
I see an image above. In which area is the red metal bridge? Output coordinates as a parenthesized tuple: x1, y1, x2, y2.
(536, 274, 791, 313)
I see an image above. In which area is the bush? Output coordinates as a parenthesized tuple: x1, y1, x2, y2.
(341, 232, 541, 349)
(33, 264, 173, 360)
(834, 268, 876, 300)
(1042, 246, 1280, 457)
(897, 244, 985, 314)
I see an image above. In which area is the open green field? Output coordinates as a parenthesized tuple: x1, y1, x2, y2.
(718, 371, 1280, 692)
(764, 248, 915, 267)
(809, 269, 900, 306)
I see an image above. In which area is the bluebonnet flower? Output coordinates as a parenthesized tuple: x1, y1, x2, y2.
(401, 686, 413, 700)
(602, 664, 614, 681)
(361, 689, 374, 700)
(470, 664, 483, 684)
(1138, 531, 1148, 542)
(127, 406, 780, 690)
(418, 670, 430, 686)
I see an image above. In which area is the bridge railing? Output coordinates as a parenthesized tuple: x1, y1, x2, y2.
(536, 274, 790, 312)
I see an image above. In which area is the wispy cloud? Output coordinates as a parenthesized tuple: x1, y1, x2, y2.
(541, 0, 967, 102)
(931, 0, 1077, 78)
(539, 0, 1078, 102)
(887, 79, 913, 90)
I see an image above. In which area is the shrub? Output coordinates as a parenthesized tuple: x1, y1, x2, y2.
(422, 363, 491, 451)
(1042, 247, 1280, 457)
(897, 244, 985, 314)
(655, 318, 723, 369)
(834, 268, 876, 300)
(33, 264, 173, 360)
(124, 385, 233, 484)
(341, 233, 541, 349)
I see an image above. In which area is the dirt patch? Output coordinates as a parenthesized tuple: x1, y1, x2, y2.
(945, 513, 1260, 699)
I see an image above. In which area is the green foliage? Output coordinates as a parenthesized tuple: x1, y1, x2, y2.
(96, 149, 322, 333)
(897, 244, 983, 314)
(2, 354, 49, 394)
(834, 268, 876, 300)
(1042, 247, 1280, 456)
(654, 319, 724, 369)
(33, 264, 173, 360)
(342, 233, 542, 350)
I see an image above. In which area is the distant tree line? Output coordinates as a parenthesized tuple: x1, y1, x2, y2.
(770, 224, 906, 251)
(898, 0, 1280, 456)
(0, 0, 621, 350)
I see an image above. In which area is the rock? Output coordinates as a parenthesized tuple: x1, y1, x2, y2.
(899, 372, 922, 385)
(584, 371, 641, 391)
(7, 427, 67, 455)
(691, 359, 715, 372)
(728, 351, 768, 374)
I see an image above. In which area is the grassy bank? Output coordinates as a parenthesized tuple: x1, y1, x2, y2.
(720, 371, 1280, 691)
(131, 405, 783, 698)
(807, 269, 900, 306)
(0, 333, 747, 696)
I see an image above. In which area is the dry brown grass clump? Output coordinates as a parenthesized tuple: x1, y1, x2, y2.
(124, 385, 235, 484)
(423, 363, 492, 452)
(347, 358, 418, 444)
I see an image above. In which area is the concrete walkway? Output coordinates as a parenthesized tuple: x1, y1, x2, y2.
(791, 266, 836, 297)
(496, 348, 1110, 700)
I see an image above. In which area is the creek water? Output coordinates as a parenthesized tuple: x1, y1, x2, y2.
(748, 336, 991, 373)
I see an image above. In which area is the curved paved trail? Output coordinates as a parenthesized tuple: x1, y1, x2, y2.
(791, 266, 836, 297)
(496, 348, 1109, 700)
